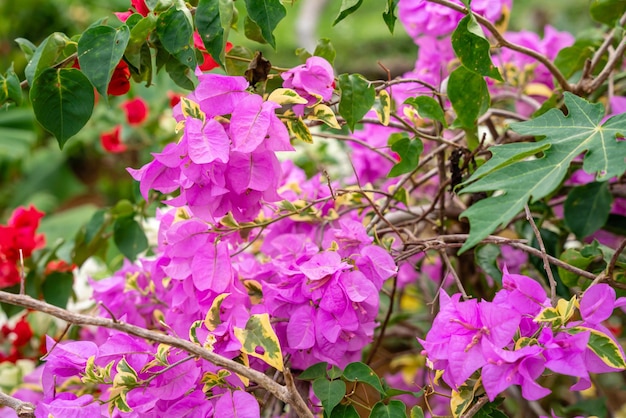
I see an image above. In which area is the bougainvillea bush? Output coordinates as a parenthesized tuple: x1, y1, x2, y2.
(1, 0, 626, 417)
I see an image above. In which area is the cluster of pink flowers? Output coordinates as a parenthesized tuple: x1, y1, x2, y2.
(421, 269, 626, 401)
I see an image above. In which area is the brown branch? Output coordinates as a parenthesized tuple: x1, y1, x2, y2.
(0, 390, 35, 418)
(0, 291, 314, 418)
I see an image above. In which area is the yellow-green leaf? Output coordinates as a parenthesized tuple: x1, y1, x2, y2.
(307, 104, 341, 129)
(234, 313, 284, 371)
(267, 88, 308, 105)
(205, 293, 231, 331)
(287, 117, 313, 144)
(180, 97, 206, 122)
(374, 90, 391, 126)
(189, 320, 203, 344)
(534, 307, 562, 325)
(569, 326, 626, 370)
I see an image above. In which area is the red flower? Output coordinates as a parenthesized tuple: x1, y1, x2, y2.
(45, 260, 77, 276)
(167, 91, 182, 108)
(193, 32, 233, 72)
(0, 205, 45, 289)
(0, 316, 34, 363)
(108, 61, 131, 96)
(120, 97, 149, 125)
(100, 125, 128, 153)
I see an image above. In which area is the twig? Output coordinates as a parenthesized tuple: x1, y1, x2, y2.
(524, 205, 557, 305)
(461, 395, 489, 418)
(0, 291, 314, 418)
(606, 238, 626, 282)
(19, 249, 25, 295)
(586, 37, 626, 93)
(366, 275, 398, 365)
(439, 250, 469, 300)
(0, 389, 35, 418)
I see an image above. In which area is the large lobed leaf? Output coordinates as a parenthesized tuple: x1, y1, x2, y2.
(459, 92, 626, 253)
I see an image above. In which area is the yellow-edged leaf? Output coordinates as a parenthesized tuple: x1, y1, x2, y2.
(267, 88, 308, 105)
(287, 117, 314, 143)
(374, 90, 391, 126)
(234, 313, 284, 371)
(307, 104, 341, 129)
(204, 293, 231, 331)
(569, 326, 626, 369)
(180, 97, 206, 122)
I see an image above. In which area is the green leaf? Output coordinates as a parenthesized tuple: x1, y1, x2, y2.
(77, 24, 130, 101)
(156, 2, 195, 68)
(342, 362, 385, 394)
(327, 365, 343, 379)
(404, 96, 447, 127)
(458, 92, 626, 253)
(312, 378, 345, 415)
(15, 38, 37, 60)
(234, 313, 284, 371)
(383, 0, 399, 33)
(569, 326, 626, 369)
(30, 68, 94, 148)
(314, 38, 336, 65)
(475, 244, 502, 283)
(0, 65, 22, 106)
(564, 181, 613, 239)
(298, 362, 328, 380)
(330, 404, 359, 418)
(410, 406, 425, 418)
(338, 73, 375, 132)
(165, 56, 198, 90)
(333, 0, 363, 26)
(451, 15, 502, 80)
(590, 0, 626, 25)
(24, 32, 72, 88)
(448, 65, 489, 130)
(370, 400, 407, 418)
(225, 45, 255, 76)
(196, 0, 231, 69)
(125, 15, 156, 70)
(244, 15, 267, 44)
(42, 272, 74, 308)
(387, 134, 423, 178)
(113, 216, 148, 261)
(554, 42, 596, 80)
(244, 0, 287, 49)
(558, 248, 596, 287)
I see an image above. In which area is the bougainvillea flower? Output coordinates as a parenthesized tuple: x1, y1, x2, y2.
(107, 60, 131, 96)
(193, 32, 233, 72)
(100, 125, 127, 153)
(281, 56, 335, 115)
(120, 97, 149, 125)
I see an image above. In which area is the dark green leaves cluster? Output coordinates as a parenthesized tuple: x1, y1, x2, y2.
(298, 361, 423, 418)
